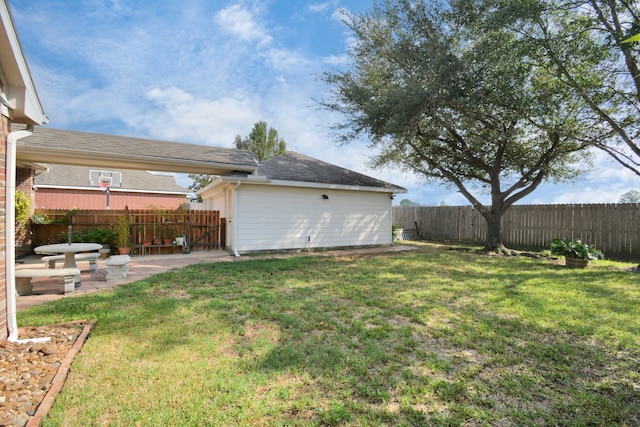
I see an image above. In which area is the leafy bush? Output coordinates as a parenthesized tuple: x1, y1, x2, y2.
(30, 213, 52, 225)
(550, 237, 604, 260)
(59, 228, 116, 246)
(85, 228, 116, 246)
(15, 191, 30, 224)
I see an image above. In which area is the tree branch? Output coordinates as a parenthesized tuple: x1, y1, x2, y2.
(536, 15, 640, 164)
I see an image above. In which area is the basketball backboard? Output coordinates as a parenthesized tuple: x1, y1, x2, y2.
(89, 170, 122, 188)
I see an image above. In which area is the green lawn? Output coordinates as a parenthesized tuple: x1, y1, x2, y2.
(19, 243, 639, 426)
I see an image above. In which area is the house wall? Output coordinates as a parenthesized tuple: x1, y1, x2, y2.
(234, 184, 393, 253)
(192, 188, 226, 217)
(35, 188, 186, 210)
(0, 114, 8, 341)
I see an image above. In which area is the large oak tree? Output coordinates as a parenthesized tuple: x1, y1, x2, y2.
(508, 0, 640, 176)
(321, 0, 598, 251)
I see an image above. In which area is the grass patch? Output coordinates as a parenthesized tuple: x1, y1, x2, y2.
(19, 243, 640, 426)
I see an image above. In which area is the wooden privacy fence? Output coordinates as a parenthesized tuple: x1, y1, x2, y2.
(393, 204, 640, 259)
(31, 209, 225, 254)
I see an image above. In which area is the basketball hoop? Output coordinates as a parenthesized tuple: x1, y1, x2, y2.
(99, 176, 112, 191)
(99, 179, 112, 209)
(89, 171, 117, 210)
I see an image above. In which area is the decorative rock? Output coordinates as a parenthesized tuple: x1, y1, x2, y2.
(0, 322, 86, 426)
(5, 380, 23, 391)
(12, 413, 30, 426)
(43, 355, 59, 364)
(41, 344, 58, 355)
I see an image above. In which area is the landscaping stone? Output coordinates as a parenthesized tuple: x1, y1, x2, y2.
(0, 322, 86, 426)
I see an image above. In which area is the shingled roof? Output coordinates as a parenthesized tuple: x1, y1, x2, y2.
(223, 151, 406, 192)
(15, 126, 258, 175)
(34, 165, 188, 194)
(16, 127, 405, 193)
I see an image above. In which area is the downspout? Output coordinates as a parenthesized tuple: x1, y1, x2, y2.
(233, 180, 241, 257)
(6, 125, 34, 342)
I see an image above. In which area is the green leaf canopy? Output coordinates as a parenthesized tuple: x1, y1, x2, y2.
(321, 0, 598, 250)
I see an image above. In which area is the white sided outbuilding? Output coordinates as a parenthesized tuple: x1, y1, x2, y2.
(198, 151, 406, 255)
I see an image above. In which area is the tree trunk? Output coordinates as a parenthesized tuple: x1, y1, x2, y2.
(483, 210, 505, 252)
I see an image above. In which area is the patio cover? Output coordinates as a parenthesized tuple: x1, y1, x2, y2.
(15, 126, 259, 175)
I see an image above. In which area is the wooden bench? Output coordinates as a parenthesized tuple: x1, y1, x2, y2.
(41, 252, 100, 272)
(105, 255, 130, 282)
(15, 268, 81, 296)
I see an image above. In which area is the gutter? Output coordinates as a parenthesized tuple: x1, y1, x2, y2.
(34, 184, 190, 196)
(217, 175, 407, 194)
(6, 125, 38, 342)
(233, 180, 240, 258)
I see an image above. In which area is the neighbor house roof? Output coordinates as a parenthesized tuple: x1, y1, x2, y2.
(217, 151, 406, 193)
(14, 126, 259, 175)
(34, 165, 188, 195)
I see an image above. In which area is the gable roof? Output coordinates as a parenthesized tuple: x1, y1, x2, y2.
(0, 0, 46, 125)
(220, 151, 406, 193)
(15, 126, 259, 175)
(34, 165, 188, 194)
(15, 126, 406, 194)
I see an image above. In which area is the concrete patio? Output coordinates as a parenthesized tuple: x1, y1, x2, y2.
(15, 250, 233, 311)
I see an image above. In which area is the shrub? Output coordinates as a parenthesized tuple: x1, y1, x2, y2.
(550, 237, 604, 260)
(15, 191, 30, 224)
(116, 215, 133, 248)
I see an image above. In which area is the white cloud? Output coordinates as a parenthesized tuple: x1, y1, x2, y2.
(323, 54, 350, 66)
(546, 186, 616, 204)
(308, 1, 339, 13)
(586, 150, 638, 184)
(214, 5, 272, 46)
(137, 87, 263, 146)
(262, 48, 311, 71)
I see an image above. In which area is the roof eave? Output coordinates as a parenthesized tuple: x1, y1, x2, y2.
(16, 148, 259, 175)
(217, 175, 407, 194)
(0, 1, 46, 125)
(34, 184, 190, 195)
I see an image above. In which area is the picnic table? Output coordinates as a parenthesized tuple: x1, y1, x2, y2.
(34, 243, 102, 284)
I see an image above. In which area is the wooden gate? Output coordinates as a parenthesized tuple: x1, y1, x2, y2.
(186, 212, 225, 251)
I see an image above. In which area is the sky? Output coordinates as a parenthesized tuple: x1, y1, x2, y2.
(8, 0, 640, 206)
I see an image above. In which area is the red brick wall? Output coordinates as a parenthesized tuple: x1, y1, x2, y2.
(0, 115, 8, 341)
(36, 188, 186, 210)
